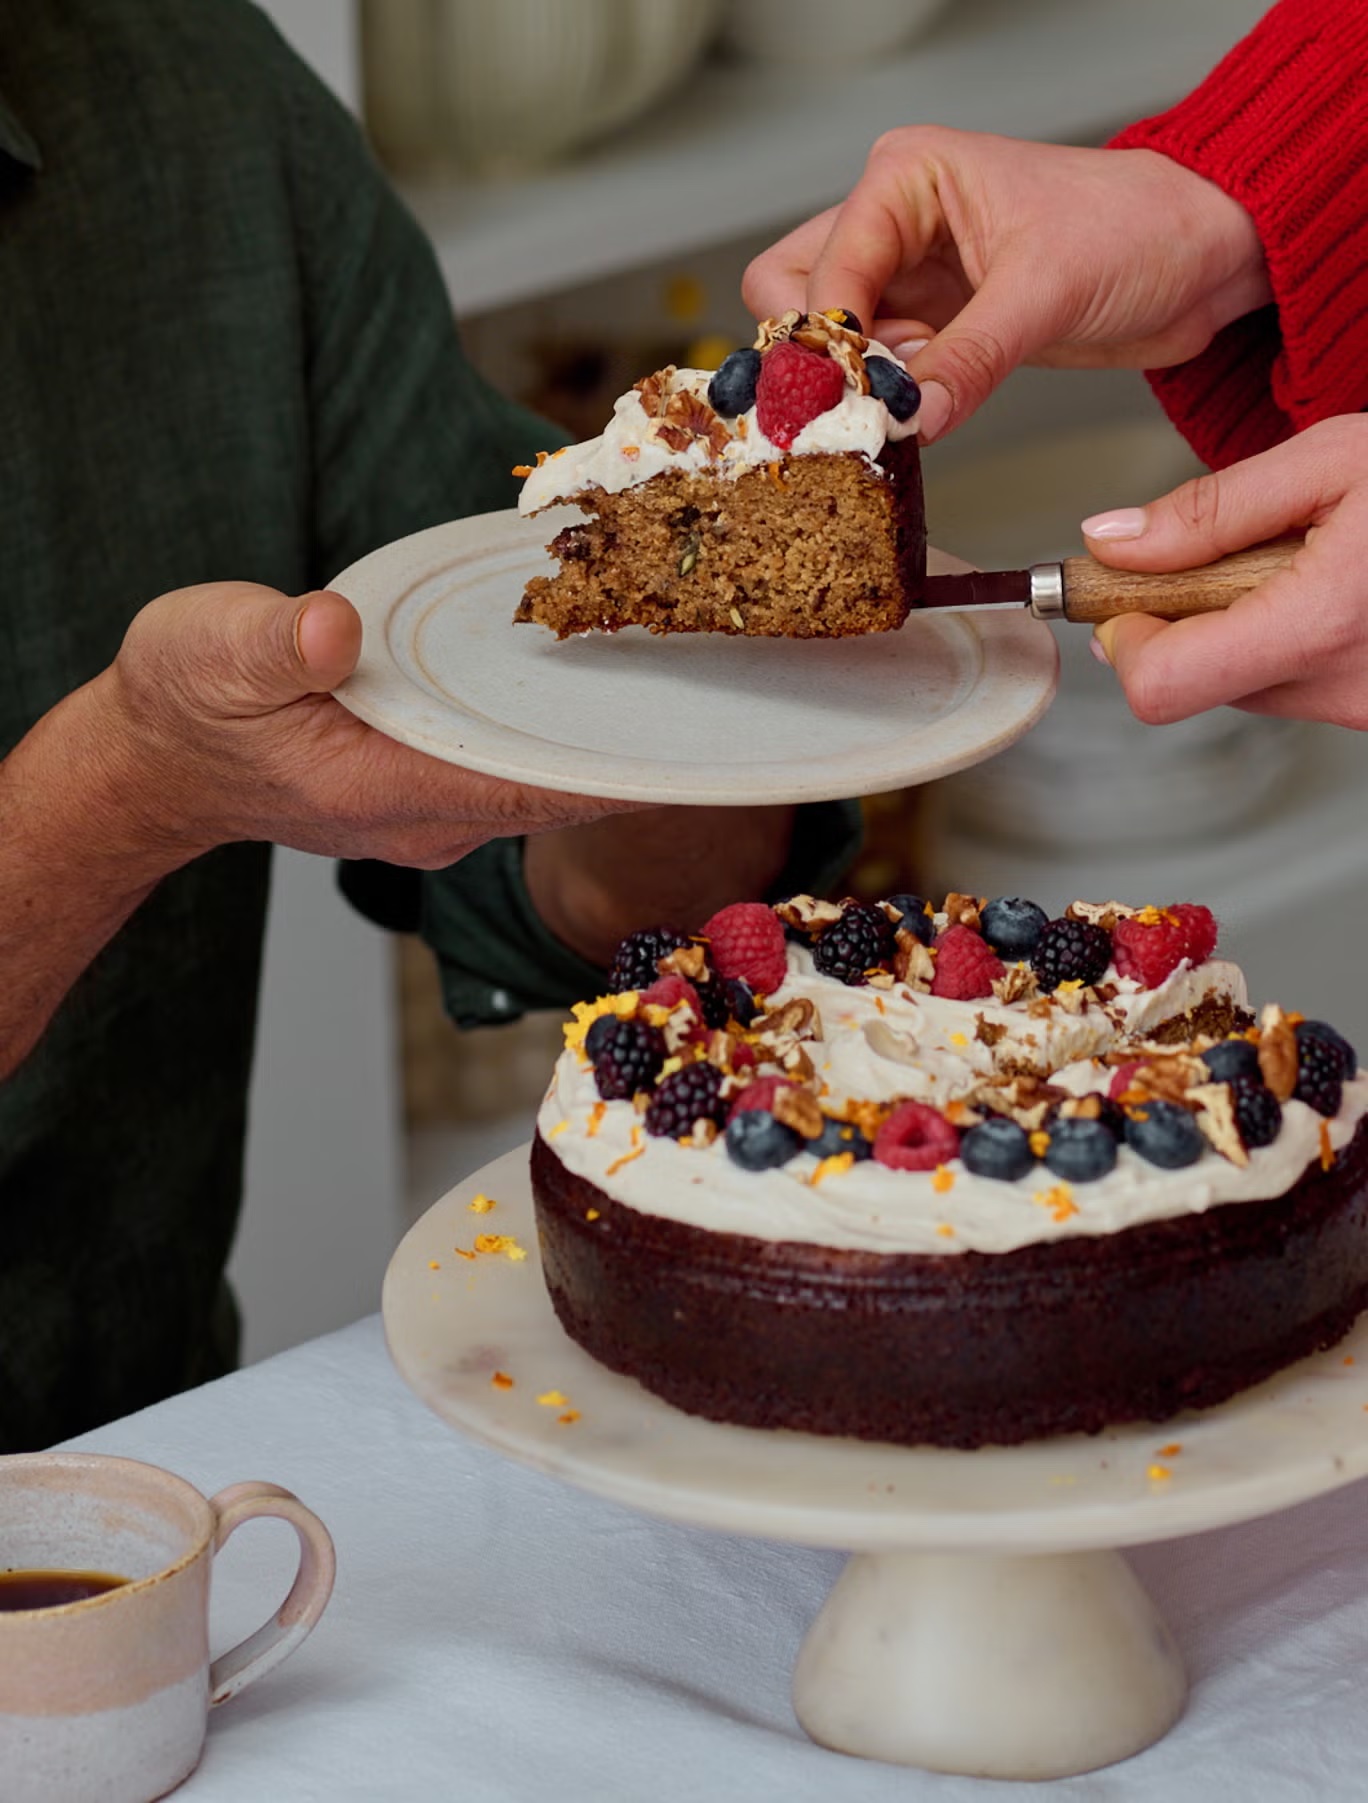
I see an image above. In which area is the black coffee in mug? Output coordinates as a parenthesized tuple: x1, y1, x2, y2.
(0, 1569, 129, 1611)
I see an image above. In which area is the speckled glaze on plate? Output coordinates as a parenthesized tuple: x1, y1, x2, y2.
(332, 510, 1058, 804)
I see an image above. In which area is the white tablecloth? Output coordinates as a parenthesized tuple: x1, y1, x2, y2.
(65, 1316, 1368, 1802)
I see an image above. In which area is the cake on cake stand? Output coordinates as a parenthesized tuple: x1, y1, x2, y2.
(383, 1147, 1368, 1782)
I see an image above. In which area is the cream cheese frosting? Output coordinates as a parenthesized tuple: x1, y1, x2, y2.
(517, 341, 918, 516)
(536, 943, 1368, 1258)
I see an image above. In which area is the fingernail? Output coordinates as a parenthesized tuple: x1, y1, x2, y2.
(1081, 507, 1148, 541)
(1092, 622, 1118, 667)
(889, 337, 930, 363)
(914, 379, 952, 442)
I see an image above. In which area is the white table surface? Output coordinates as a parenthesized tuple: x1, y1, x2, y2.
(65, 1315, 1368, 1802)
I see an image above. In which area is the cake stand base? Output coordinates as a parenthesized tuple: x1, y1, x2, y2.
(384, 1149, 1368, 1783)
(793, 1547, 1184, 1779)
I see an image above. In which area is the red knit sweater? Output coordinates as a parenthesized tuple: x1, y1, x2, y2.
(1110, 0, 1368, 469)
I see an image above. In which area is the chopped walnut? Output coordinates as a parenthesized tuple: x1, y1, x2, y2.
(1190, 1082, 1249, 1167)
(774, 893, 843, 935)
(753, 997, 819, 1041)
(943, 892, 986, 932)
(866, 969, 895, 990)
(1067, 899, 1139, 930)
(893, 932, 936, 990)
(971, 1076, 1067, 1131)
(687, 1118, 719, 1149)
(1257, 1005, 1299, 1101)
(991, 964, 1039, 1006)
(780, 1045, 817, 1084)
(658, 944, 708, 983)
(752, 310, 803, 353)
(773, 1086, 824, 1139)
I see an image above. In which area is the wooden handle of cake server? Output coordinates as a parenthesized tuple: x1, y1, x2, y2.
(1058, 534, 1304, 624)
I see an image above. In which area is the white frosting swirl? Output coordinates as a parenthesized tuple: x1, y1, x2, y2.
(518, 343, 917, 515)
(537, 948, 1368, 1257)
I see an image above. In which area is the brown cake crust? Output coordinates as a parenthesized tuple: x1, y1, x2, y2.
(516, 440, 925, 639)
(531, 1120, 1368, 1448)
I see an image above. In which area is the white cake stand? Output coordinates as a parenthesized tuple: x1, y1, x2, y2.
(383, 1147, 1368, 1782)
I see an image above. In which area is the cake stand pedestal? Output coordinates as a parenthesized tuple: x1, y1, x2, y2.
(384, 1148, 1368, 1782)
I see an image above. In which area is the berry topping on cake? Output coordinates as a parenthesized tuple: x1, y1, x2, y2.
(755, 340, 847, 452)
(706, 347, 762, 418)
(702, 902, 788, 995)
(638, 975, 708, 1040)
(813, 901, 896, 986)
(865, 355, 921, 422)
(726, 1075, 798, 1123)
(1030, 916, 1112, 991)
(590, 1017, 667, 1100)
(1125, 1099, 1205, 1169)
(725, 1108, 803, 1170)
(1043, 1117, 1118, 1183)
(822, 307, 863, 333)
(874, 1101, 961, 1171)
(722, 977, 759, 1027)
(883, 893, 935, 946)
(1112, 903, 1218, 987)
(960, 1116, 1035, 1182)
(980, 896, 1048, 961)
(930, 923, 1005, 1000)
(1228, 1077, 1282, 1150)
(584, 1014, 616, 1062)
(608, 926, 692, 994)
(810, 1116, 874, 1162)
(1201, 1037, 1262, 1083)
(645, 1062, 727, 1138)
(1297, 1020, 1357, 1080)
(1294, 1031, 1347, 1118)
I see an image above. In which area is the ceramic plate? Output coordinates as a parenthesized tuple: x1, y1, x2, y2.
(384, 1148, 1368, 1556)
(331, 509, 1058, 804)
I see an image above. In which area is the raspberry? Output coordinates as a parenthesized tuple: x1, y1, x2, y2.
(1228, 1077, 1282, 1150)
(638, 975, 707, 1042)
(873, 1101, 961, 1172)
(1112, 903, 1218, 988)
(645, 1062, 726, 1138)
(725, 1075, 797, 1123)
(755, 341, 846, 452)
(1109, 1061, 1144, 1101)
(1294, 1033, 1344, 1118)
(702, 902, 788, 995)
(590, 1017, 666, 1101)
(812, 902, 895, 986)
(1030, 917, 1112, 991)
(930, 924, 1004, 1000)
(608, 926, 691, 994)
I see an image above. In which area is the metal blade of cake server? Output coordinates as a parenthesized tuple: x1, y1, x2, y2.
(919, 570, 1032, 611)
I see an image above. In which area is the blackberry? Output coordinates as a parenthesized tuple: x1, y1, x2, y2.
(981, 896, 1048, 961)
(1296, 1020, 1357, 1080)
(1044, 1117, 1117, 1183)
(1030, 917, 1112, 990)
(1125, 1099, 1205, 1169)
(695, 977, 733, 1030)
(865, 355, 921, 422)
(590, 1017, 667, 1101)
(809, 1116, 874, 1162)
(1293, 1032, 1344, 1118)
(812, 902, 896, 985)
(724, 978, 759, 1028)
(883, 893, 935, 947)
(645, 1062, 726, 1138)
(607, 926, 691, 994)
(1201, 1037, 1261, 1084)
(725, 1109, 802, 1171)
(1228, 1077, 1282, 1150)
(960, 1116, 1035, 1182)
(707, 347, 762, 417)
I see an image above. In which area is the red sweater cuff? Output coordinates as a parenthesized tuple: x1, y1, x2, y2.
(1110, 0, 1368, 469)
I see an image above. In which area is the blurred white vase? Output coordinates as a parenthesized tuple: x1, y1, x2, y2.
(362, 0, 724, 177)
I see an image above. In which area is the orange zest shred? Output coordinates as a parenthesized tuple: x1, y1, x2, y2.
(1033, 1183, 1077, 1223)
(767, 460, 788, 490)
(1157, 1442, 1182, 1458)
(548, 1120, 569, 1139)
(621, 444, 641, 461)
(427, 1259, 441, 1271)
(535, 449, 550, 465)
(586, 1102, 606, 1139)
(468, 1193, 496, 1214)
(809, 1152, 854, 1186)
(1147, 1464, 1173, 1482)
(536, 1390, 569, 1408)
(936, 1223, 955, 1239)
(556, 1410, 582, 1426)
(472, 1233, 527, 1262)
(586, 1207, 601, 1221)
(1345, 1356, 1356, 1367)
(511, 463, 533, 477)
(931, 1165, 955, 1194)
(453, 1247, 477, 1262)
(1029, 1130, 1051, 1158)
(605, 1143, 645, 1177)
(491, 1371, 514, 1390)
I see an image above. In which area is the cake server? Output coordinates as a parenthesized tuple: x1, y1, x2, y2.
(919, 534, 1303, 623)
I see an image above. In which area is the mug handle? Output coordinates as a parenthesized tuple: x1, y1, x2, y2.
(206, 1481, 337, 1706)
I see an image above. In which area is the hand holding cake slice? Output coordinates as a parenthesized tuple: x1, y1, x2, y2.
(514, 310, 926, 639)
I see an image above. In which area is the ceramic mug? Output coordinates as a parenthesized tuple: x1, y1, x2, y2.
(0, 1451, 336, 1803)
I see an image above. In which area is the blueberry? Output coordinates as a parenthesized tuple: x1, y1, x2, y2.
(865, 355, 921, 422)
(960, 1116, 1035, 1182)
(809, 1116, 874, 1162)
(883, 893, 935, 946)
(824, 307, 863, 334)
(1044, 1117, 1117, 1183)
(981, 897, 1048, 961)
(725, 1109, 803, 1171)
(1296, 1019, 1358, 1080)
(1125, 1100, 1205, 1169)
(584, 1015, 615, 1061)
(707, 348, 762, 417)
(723, 977, 758, 1028)
(1201, 1037, 1262, 1083)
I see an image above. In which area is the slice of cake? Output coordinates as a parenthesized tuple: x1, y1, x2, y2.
(513, 309, 925, 639)
(529, 891, 1368, 1448)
